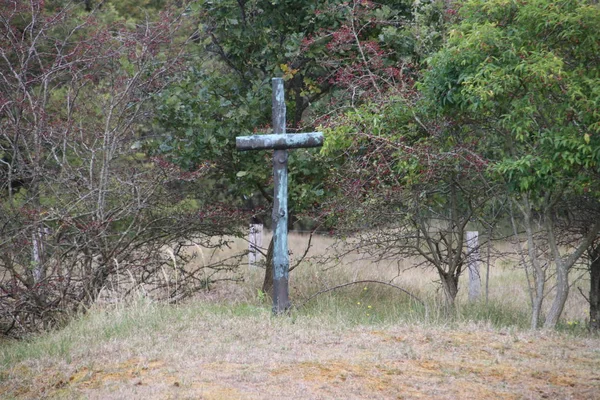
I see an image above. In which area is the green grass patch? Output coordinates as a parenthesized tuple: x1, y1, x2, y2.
(0, 299, 274, 368)
(292, 283, 530, 329)
(291, 282, 429, 325)
(455, 301, 531, 329)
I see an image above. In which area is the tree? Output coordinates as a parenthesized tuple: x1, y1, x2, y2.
(321, 97, 495, 308)
(0, 1, 242, 337)
(155, 0, 419, 297)
(298, 0, 497, 309)
(588, 239, 600, 331)
(422, 0, 600, 328)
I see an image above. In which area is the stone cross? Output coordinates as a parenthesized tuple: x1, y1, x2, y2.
(236, 78, 323, 314)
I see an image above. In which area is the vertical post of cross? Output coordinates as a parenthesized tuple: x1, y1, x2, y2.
(235, 78, 324, 314)
(271, 78, 290, 313)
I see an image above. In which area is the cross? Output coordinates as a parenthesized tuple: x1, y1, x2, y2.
(236, 78, 323, 314)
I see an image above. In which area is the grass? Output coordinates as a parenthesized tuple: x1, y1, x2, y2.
(162, 231, 591, 326)
(2, 298, 599, 399)
(1, 232, 599, 399)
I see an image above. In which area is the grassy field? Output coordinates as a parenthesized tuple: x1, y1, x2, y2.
(1, 233, 599, 399)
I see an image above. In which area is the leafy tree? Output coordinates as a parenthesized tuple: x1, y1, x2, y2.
(155, 0, 420, 296)
(0, 1, 241, 336)
(156, 0, 433, 189)
(300, 0, 495, 308)
(321, 96, 495, 308)
(422, 0, 600, 328)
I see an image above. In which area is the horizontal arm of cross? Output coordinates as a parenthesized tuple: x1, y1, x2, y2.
(236, 132, 323, 151)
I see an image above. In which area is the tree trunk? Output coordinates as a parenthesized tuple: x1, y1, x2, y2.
(543, 258, 569, 328)
(590, 247, 600, 332)
(261, 236, 274, 297)
(517, 196, 546, 329)
(543, 215, 600, 329)
(440, 271, 458, 309)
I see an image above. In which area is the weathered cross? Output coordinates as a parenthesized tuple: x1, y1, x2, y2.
(236, 78, 323, 314)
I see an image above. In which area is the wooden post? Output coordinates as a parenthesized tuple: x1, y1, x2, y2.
(236, 78, 323, 314)
(271, 78, 290, 313)
(466, 231, 481, 302)
(248, 223, 263, 268)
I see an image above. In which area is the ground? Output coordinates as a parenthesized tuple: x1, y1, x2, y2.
(2, 233, 599, 399)
(1, 304, 599, 400)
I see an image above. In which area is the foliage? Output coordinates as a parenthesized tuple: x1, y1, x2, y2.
(0, 1, 243, 337)
(4, 0, 600, 334)
(423, 0, 600, 196)
(293, 0, 500, 307)
(155, 0, 423, 226)
(320, 97, 494, 307)
(421, 0, 600, 327)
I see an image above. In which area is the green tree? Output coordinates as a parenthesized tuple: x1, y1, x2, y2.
(155, 0, 419, 296)
(321, 96, 496, 308)
(422, 0, 600, 328)
(302, 0, 491, 309)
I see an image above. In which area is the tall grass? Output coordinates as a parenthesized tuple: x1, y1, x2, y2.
(234, 231, 590, 327)
(149, 231, 591, 329)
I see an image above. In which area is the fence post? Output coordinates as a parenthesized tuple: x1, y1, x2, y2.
(467, 231, 481, 302)
(248, 223, 263, 268)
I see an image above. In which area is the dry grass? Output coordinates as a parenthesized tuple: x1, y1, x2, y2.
(204, 232, 590, 324)
(1, 301, 599, 399)
(1, 232, 598, 399)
